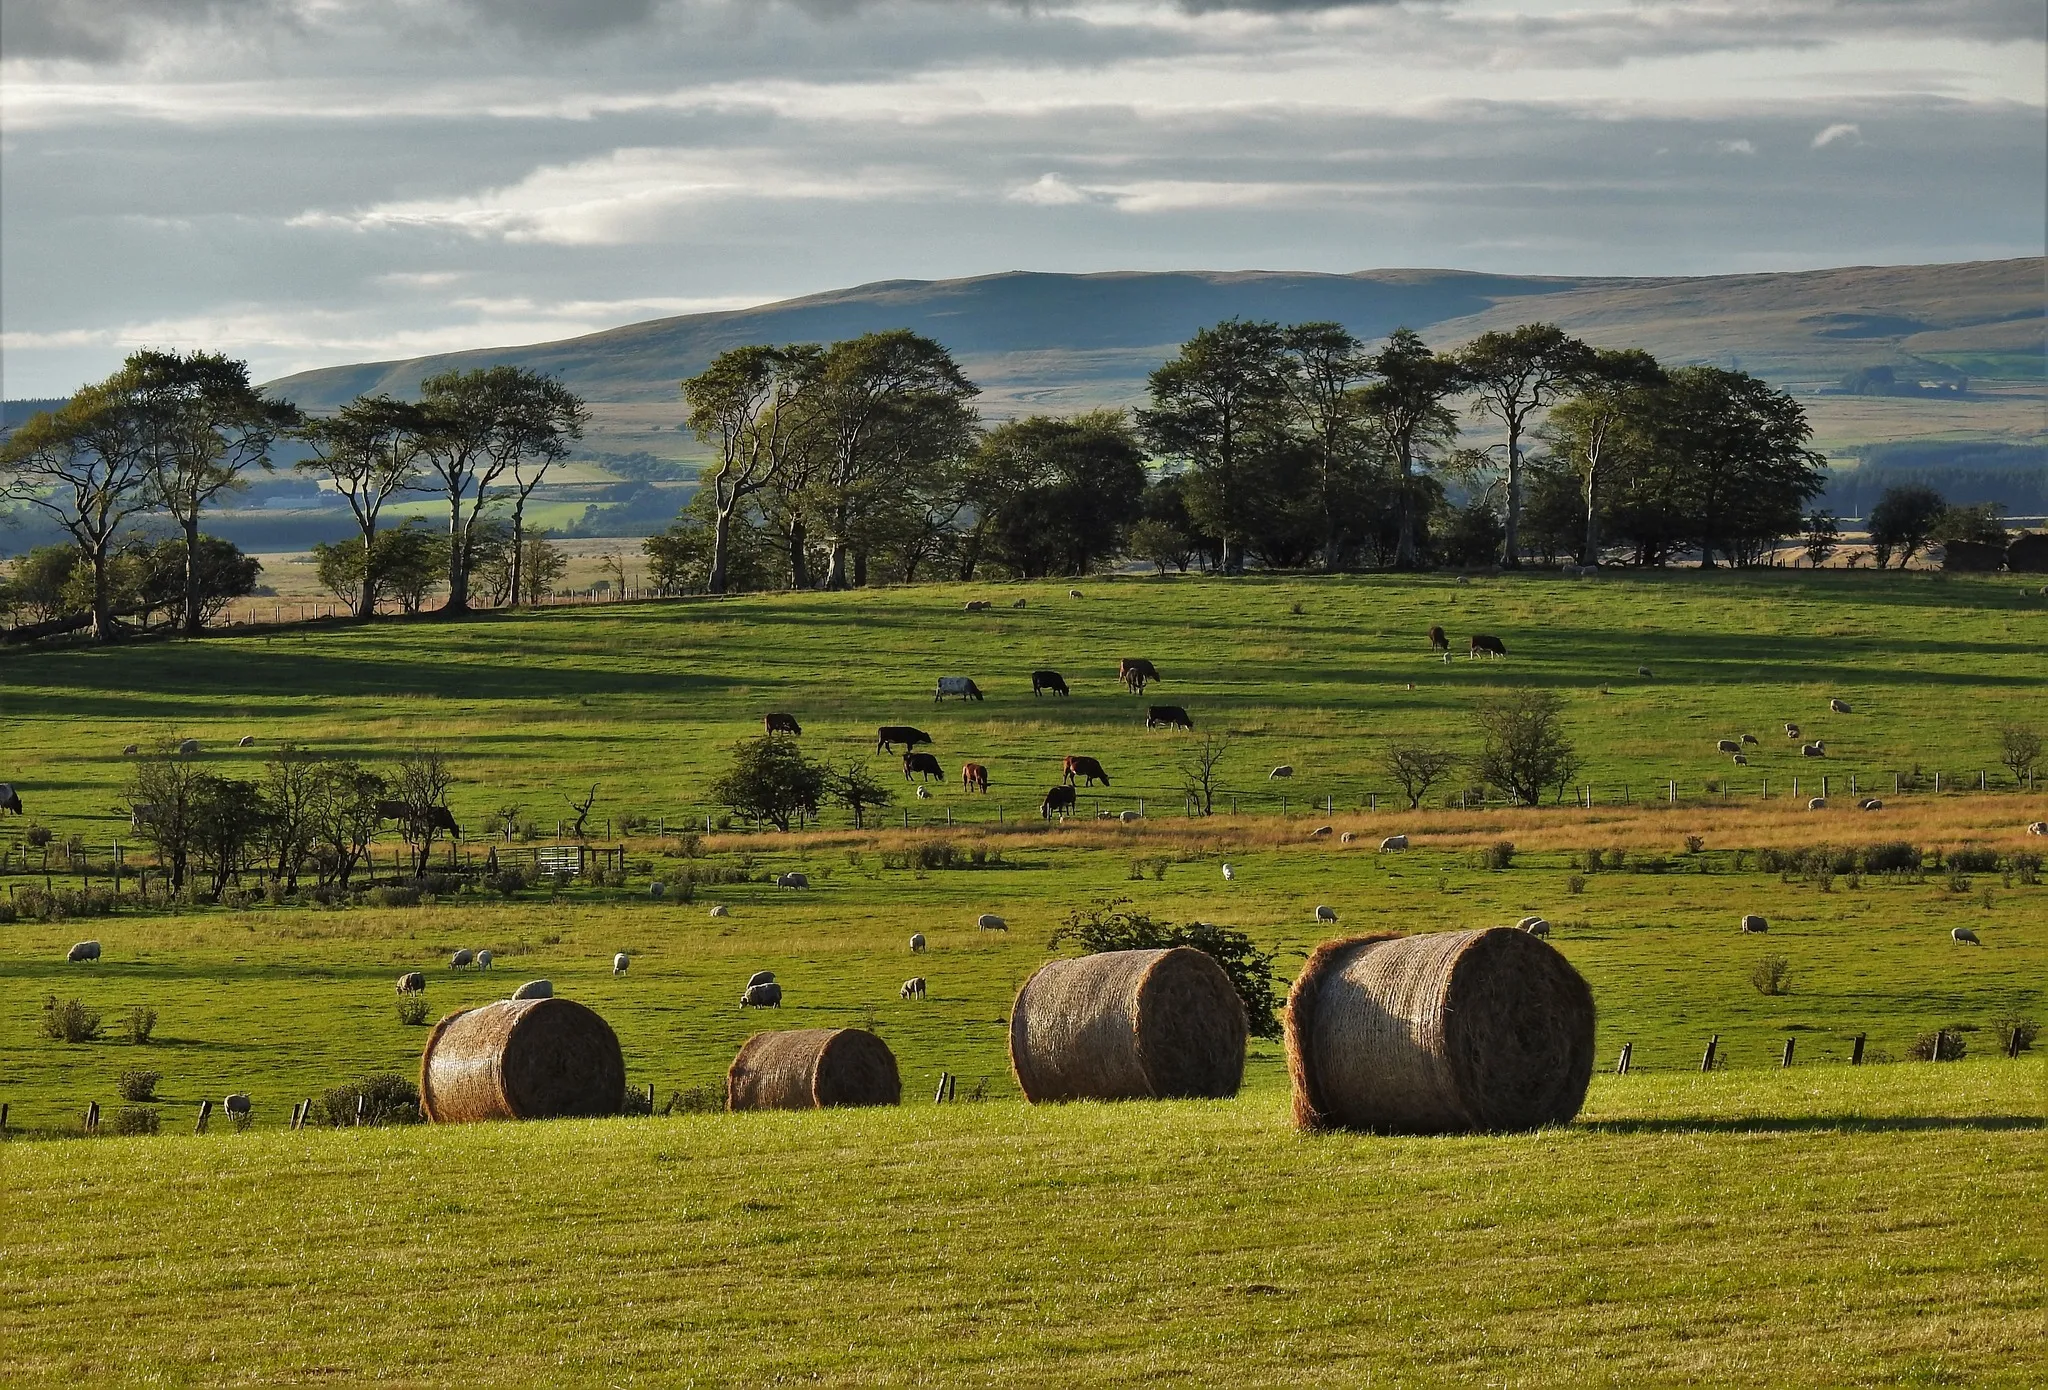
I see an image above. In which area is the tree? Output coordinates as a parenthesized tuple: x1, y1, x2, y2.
(296, 395, 427, 618)
(709, 734, 825, 831)
(683, 344, 821, 595)
(126, 349, 299, 633)
(1278, 322, 1378, 569)
(1472, 689, 1581, 807)
(260, 745, 320, 893)
(1543, 348, 1665, 565)
(308, 761, 385, 890)
(126, 745, 208, 890)
(1931, 502, 2008, 546)
(969, 412, 1148, 578)
(189, 774, 270, 900)
(376, 522, 449, 614)
(826, 757, 893, 829)
(1177, 732, 1232, 815)
(1139, 320, 1289, 575)
(1357, 329, 1464, 569)
(500, 379, 587, 606)
(1129, 518, 1195, 575)
(1456, 325, 1595, 567)
(1650, 368, 1826, 567)
(1050, 900, 1281, 1040)
(1382, 745, 1459, 809)
(0, 383, 155, 640)
(1802, 510, 1841, 568)
(1867, 484, 1946, 569)
(1999, 725, 2042, 785)
(134, 535, 261, 628)
(8, 545, 81, 622)
(392, 747, 457, 876)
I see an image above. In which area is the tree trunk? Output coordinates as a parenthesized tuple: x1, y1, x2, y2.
(708, 502, 732, 595)
(90, 540, 117, 643)
(1581, 441, 1603, 567)
(182, 513, 204, 634)
(1394, 443, 1420, 570)
(787, 517, 811, 590)
(444, 495, 469, 612)
(358, 519, 378, 620)
(1499, 428, 1524, 568)
(509, 498, 527, 607)
(853, 550, 868, 587)
(824, 540, 849, 590)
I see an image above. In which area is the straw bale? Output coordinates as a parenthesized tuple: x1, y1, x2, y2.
(726, 1028, 900, 1110)
(1009, 947, 1246, 1103)
(420, 998, 625, 1123)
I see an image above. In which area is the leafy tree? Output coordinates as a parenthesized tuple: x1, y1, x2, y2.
(1867, 483, 1947, 569)
(1050, 899, 1282, 1040)
(1278, 322, 1378, 569)
(189, 774, 270, 900)
(825, 757, 894, 829)
(126, 745, 208, 890)
(1129, 518, 1195, 575)
(1543, 348, 1665, 565)
(392, 747, 457, 877)
(1440, 499, 1505, 569)
(1456, 325, 1595, 566)
(309, 761, 386, 889)
(969, 412, 1148, 577)
(261, 745, 320, 893)
(295, 395, 427, 618)
(1802, 510, 1841, 568)
(644, 491, 778, 593)
(683, 344, 821, 595)
(709, 734, 825, 831)
(134, 534, 261, 628)
(1138, 472, 1217, 571)
(377, 522, 449, 614)
(1472, 689, 1581, 806)
(8, 545, 81, 622)
(1382, 745, 1459, 809)
(1357, 329, 1463, 569)
(1931, 502, 2008, 546)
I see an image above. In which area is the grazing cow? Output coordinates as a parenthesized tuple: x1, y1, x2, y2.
(450, 949, 474, 970)
(1013, 598, 1027, 608)
(67, 940, 101, 963)
(977, 914, 1007, 931)
(1428, 625, 1449, 653)
(238, 735, 255, 748)
(474, 949, 493, 971)
(1031, 669, 1069, 697)
(935, 676, 985, 702)
(1068, 589, 1084, 599)
(1380, 835, 1408, 852)
(1952, 928, 1980, 945)
(396, 972, 425, 994)
(1145, 705, 1193, 730)
(1315, 905, 1338, 923)
(223, 1093, 252, 1118)
(1469, 634, 1507, 659)
(179, 738, 200, 755)
(1119, 658, 1161, 693)
(747, 970, 776, 988)
(1269, 765, 1293, 779)
(1041, 785, 1077, 820)
(1340, 832, 1357, 844)
(1740, 915, 1768, 933)
(741, 981, 783, 1008)
(909, 933, 927, 952)
(777, 871, 810, 889)
(2029, 822, 2048, 836)
(763, 712, 802, 735)
(1062, 755, 1110, 787)
(0, 784, 21, 816)
(613, 952, 630, 975)
(900, 976, 927, 1000)
(1830, 698, 1852, 714)
(1717, 739, 1740, 753)
(1741, 734, 1759, 745)
(512, 979, 552, 1000)
(1801, 744, 1825, 758)
(129, 803, 157, 831)
(376, 801, 462, 837)
(876, 726, 933, 753)
(962, 762, 989, 793)
(903, 751, 944, 781)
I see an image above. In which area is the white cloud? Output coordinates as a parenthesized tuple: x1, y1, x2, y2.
(1811, 121, 1862, 148)
(1715, 138, 1757, 155)
(1008, 173, 1090, 205)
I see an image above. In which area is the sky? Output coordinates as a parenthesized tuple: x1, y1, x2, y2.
(1, 0, 2043, 397)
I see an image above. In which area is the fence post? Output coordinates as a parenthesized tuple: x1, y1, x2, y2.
(1762, 777, 1768, 800)
(355, 1094, 367, 1126)
(1849, 773, 1857, 796)
(1137, 798, 1144, 817)
(86, 1100, 100, 1133)
(1700, 1034, 1719, 1072)
(934, 1072, 951, 1104)
(1935, 772, 1942, 792)
(1822, 775, 1829, 800)
(1369, 792, 1376, 812)
(1851, 1033, 1866, 1065)
(195, 1099, 212, 1134)
(1793, 776, 1799, 797)
(1781, 1038, 1795, 1068)
(1668, 780, 1675, 805)
(1979, 769, 1986, 791)
(1615, 1042, 1631, 1076)
(646, 1082, 656, 1112)
(1894, 772, 1900, 794)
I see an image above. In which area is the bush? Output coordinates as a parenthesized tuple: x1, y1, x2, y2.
(110, 1105, 160, 1136)
(116, 1067, 161, 1101)
(1631, 855, 1670, 875)
(396, 994, 431, 1026)
(1580, 848, 1603, 873)
(1050, 899, 1282, 1040)
(1473, 841, 1515, 871)
(122, 1005, 158, 1045)
(489, 868, 531, 895)
(1604, 848, 1626, 870)
(40, 996, 102, 1043)
(416, 872, 461, 896)
(2012, 853, 2042, 886)
(1748, 955, 1791, 996)
(1862, 841, 1921, 873)
(1683, 835, 1705, 855)
(1949, 847, 1999, 872)
(663, 1083, 724, 1115)
(1565, 874, 1586, 896)
(322, 1073, 422, 1127)
(1907, 1028, 1966, 1062)
(1991, 1015, 2038, 1056)
(366, 884, 421, 908)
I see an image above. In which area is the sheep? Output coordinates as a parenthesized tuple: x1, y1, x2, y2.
(747, 970, 776, 988)
(741, 981, 783, 1008)
(1732, 754, 1749, 766)
(900, 976, 927, 1000)
(710, 904, 729, 917)
(178, 738, 200, 756)
(395, 971, 425, 994)
(449, 948, 474, 970)
(2027, 822, 2047, 836)
(1808, 797, 1827, 810)
(613, 952, 630, 976)
(122, 743, 139, 756)
(1784, 723, 1800, 738)
(915, 785, 931, 800)
(512, 979, 552, 1000)
(1120, 809, 1142, 823)
(977, 913, 1007, 932)
(1315, 905, 1338, 923)
(1269, 765, 1294, 779)
(223, 1093, 252, 1117)
(909, 933, 927, 953)
(777, 871, 810, 889)
(1068, 588, 1084, 598)
(237, 735, 255, 747)
(1339, 832, 1357, 844)
(1012, 598, 1027, 609)
(963, 600, 992, 612)
(1221, 863, 1234, 881)
(650, 882, 665, 899)
(1519, 917, 1550, 937)
(1379, 835, 1408, 851)
(1308, 825, 1333, 838)
(1716, 739, 1740, 753)
(1802, 744, 1826, 758)
(474, 949, 493, 971)
(1952, 928, 1980, 945)
(1829, 699, 1851, 714)
(1740, 915, 1768, 933)
(67, 940, 101, 964)
(1859, 798, 1884, 811)
(1741, 734, 1758, 745)
(1637, 666, 1652, 678)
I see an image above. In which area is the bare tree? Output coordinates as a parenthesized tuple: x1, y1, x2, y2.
(310, 761, 386, 890)
(261, 744, 320, 892)
(393, 748, 457, 875)
(1178, 732, 1232, 815)
(2000, 725, 2042, 785)
(565, 784, 599, 839)
(826, 757, 893, 829)
(1381, 745, 1459, 809)
(1472, 690, 1581, 806)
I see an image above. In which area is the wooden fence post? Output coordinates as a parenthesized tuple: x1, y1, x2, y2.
(1700, 1034, 1719, 1072)
(1615, 1042, 1631, 1076)
(1851, 1033, 1866, 1065)
(1781, 1038, 1795, 1068)
(934, 1072, 951, 1104)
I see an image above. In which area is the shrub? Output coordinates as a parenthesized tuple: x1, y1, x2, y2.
(1748, 955, 1791, 996)
(664, 1083, 724, 1115)
(367, 884, 421, 908)
(1907, 1029, 1966, 1062)
(1050, 899, 1282, 1040)
(40, 996, 102, 1043)
(1631, 855, 1670, 875)
(1473, 841, 1515, 871)
(489, 868, 531, 895)
(116, 1067, 161, 1101)
(1604, 848, 1626, 870)
(1756, 847, 1789, 874)
(110, 1105, 160, 1136)
(2012, 853, 2042, 886)
(1949, 847, 1999, 872)
(322, 1073, 422, 1127)
(1565, 874, 1586, 896)
(395, 994, 431, 1026)
(1683, 835, 1705, 855)
(1991, 1015, 2039, 1056)
(1945, 868, 1972, 894)
(416, 872, 461, 896)
(1862, 841, 1921, 874)
(220, 886, 259, 910)
(122, 1005, 158, 1045)
(620, 1086, 654, 1116)
(1580, 848, 1603, 873)
(1827, 847, 1857, 877)
(25, 824, 53, 848)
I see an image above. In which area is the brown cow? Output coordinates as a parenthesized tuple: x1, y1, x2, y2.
(1041, 784, 1078, 820)
(1428, 625, 1449, 652)
(1119, 658, 1161, 693)
(763, 712, 802, 735)
(1469, 634, 1507, 659)
(961, 762, 989, 793)
(903, 752, 944, 781)
(1062, 755, 1110, 787)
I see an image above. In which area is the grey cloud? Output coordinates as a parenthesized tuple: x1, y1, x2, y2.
(0, 0, 302, 61)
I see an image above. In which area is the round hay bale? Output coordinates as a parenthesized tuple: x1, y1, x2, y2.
(1284, 928, 1594, 1135)
(1008, 947, 1247, 1103)
(726, 1028, 900, 1110)
(419, 997, 623, 1123)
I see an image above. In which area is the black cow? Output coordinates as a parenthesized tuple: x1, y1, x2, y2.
(1119, 658, 1161, 693)
(1145, 705, 1193, 730)
(876, 726, 933, 753)
(0, 783, 22, 816)
(1041, 784, 1078, 820)
(903, 752, 944, 781)
(1428, 625, 1449, 652)
(1469, 634, 1507, 659)
(375, 800, 461, 837)
(1031, 669, 1069, 697)
(763, 712, 802, 735)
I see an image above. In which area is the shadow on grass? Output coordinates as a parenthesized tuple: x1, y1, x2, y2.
(1579, 1114, 2044, 1135)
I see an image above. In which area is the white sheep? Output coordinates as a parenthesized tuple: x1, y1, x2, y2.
(67, 940, 101, 963)
(1315, 905, 1338, 923)
(900, 976, 927, 1000)
(238, 735, 255, 747)
(1740, 915, 1768, 933)
(1308, 825, 1332, 838)
(1220, 863, 1234, 881)
(474, 949, 493, 971)
(747, 970, 776, 988)
(741, 981, 782, 1008)
(512, 979, 552, 1000)
(1519, 917, 1550, 937)
(1380, 835, 1408, 852)
(449, 948, 473, 970)
(710, 904, 729, 916)
(395, 971, 425, 994)
(1952, 927, 1980, 945)
(178, 738, 200, 755)
(909, 932, 926, 952)
(1269, 765, 1294, 779)
(1808, 797, 1827, 810)
(778, 871, 809, 889)
(613, 952, 630, 975)
(977, 913, 1007, 931)
(1339, 832, 1357, 844)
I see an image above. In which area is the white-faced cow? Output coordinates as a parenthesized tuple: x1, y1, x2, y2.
(1470, 634, 1507, 659)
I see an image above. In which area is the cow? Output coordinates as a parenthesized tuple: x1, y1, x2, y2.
(763, 712, 802, 735)
(1801, 743, 1826, 758)
(1428, 625, 1449, 653)
(1041, 784, 1078, 820)
(1952, 928, 1980, 946)
(0, 784, 21, 815)
(1740, 915, 1767, 934)
(876, 726, 933, 753)
(396, 972, 425, 994)
(1717, 739, 1740, 753)
(963, 600, 993, 612)
(376, 801, 461, 837)
(129, 803, 156, 831)
(1269, 765, 1293, 779)
(741, 981, 783, 1008)
(935, 677, 984, 702)
(1119, 658, 1161, 693)
(909, 933, 927, 952)
(777, 871, 810, 889)
(1315, 905, 1338, 923)
(1470, 634, 1507, 659)
(1062, 755, 1110, 787)
(903, 751, 944, 781)
(962, 762, 989, 793)
(1145, 705, 1193, 731)
(900, 976, 927, 1000)
(1031, 669, 1069, 697)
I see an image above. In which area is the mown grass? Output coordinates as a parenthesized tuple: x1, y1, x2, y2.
(1, 1064, 2040, 1387)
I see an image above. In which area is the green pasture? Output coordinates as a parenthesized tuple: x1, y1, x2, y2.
(2, 569, 2044, 838)
(2, 1063, 2040, 1386)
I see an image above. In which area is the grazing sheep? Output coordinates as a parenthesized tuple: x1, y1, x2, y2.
(778, 871, 810, 889)
(914, 785, 931, 800)
(1952, 928, 1980, 945)
(2027, 822, 2047, 836)
(179, 738, 200, 755)
(512, 979, 552, 1000)
(1802, 744, 1826, 758)
(1637, 666, 1652, 678)
(900, 976, 927, 1000)
(1340, 832, 1357, 844)
(710, 904, 729, 917)
(1308, 825, 1333, 838)
(741, 981, 783, 1008)
(237, 735, 255, 747)
(122, 744, 139, 756)
(909, 933, 927, 952)
(1860, 798, 1884, 811)
(1119, 809, 1142, 823)
(1221, 863, 1234, 881)
(613, 952, 630, 976)
(67, 940, 101, 963)
(1519, 917, 1550, 937)
(1740, 915, 1768, 933)
(747, 970, 776, 988)
(1012, 598, 1027, 608)
(223, 1093, 252, 1117)
(1380, 835, 1409, 851)
(977, 913, 1007, 932)
(1315, 905, 1338, 923)
(1716, 739, 1740, 753)
(1808, 797, 1827, 810)
(1269, 765, 1294, 779)
(395, 971, 425, 994)
(474, 949, 493, 971)
(1784, 723, 1800, 738)
(963, 600, 992, 612)
(650, 882, 666, 899)
(1732, 754, 1749, 766)
(1830, 699, 1851, 713)
(1068, 588, 1083, 598)
(1741, 734, 1758, 745)
(449, 948, 474, 970)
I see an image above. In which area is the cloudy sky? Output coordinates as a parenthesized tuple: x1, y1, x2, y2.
(2, 0, 2042, 396)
